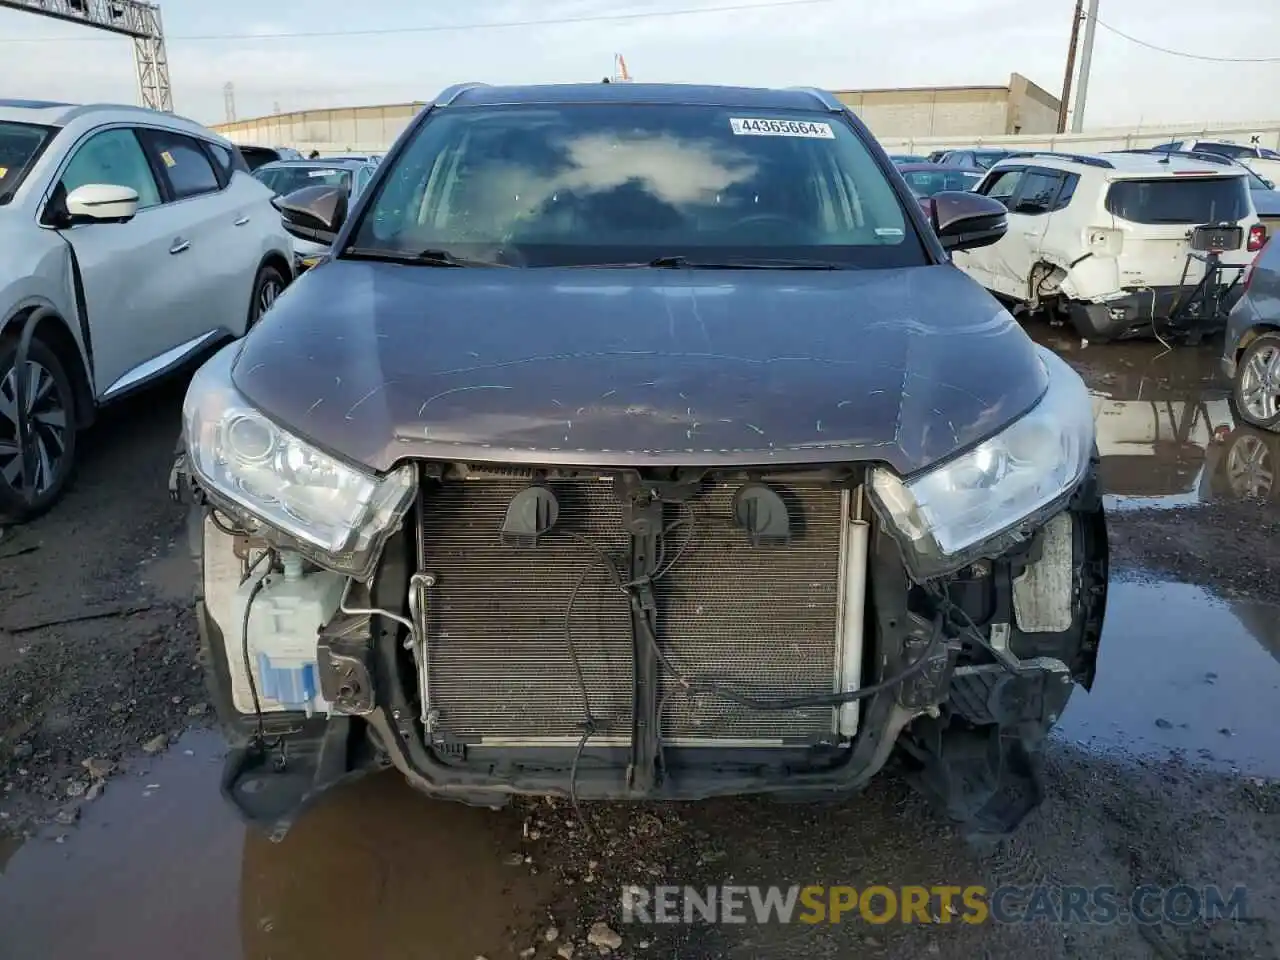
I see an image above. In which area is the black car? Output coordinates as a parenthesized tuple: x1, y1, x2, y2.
(174, 82, 1108, 839)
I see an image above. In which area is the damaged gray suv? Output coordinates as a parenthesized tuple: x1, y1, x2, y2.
(174, 82, 1108, 840)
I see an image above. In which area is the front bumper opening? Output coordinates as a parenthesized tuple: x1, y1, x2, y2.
(193, 459, 1107, 837)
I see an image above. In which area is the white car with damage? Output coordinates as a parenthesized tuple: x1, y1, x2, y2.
(0, 98, 294, 522)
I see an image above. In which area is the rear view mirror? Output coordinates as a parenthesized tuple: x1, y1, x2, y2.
(272, 185, 347, 245)
(930, 191, 1008, 252)
(65, 183, 138, 224)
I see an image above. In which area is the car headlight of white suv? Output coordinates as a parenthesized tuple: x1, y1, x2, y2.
(869, 346, 1095, 580)
(182, 343, 415, 580)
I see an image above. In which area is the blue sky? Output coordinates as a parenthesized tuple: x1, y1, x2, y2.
(1, 0, 1276, 128)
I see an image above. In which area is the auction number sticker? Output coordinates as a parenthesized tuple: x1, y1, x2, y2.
(160, 150, 176, 167)
(729, 118, 834, 139)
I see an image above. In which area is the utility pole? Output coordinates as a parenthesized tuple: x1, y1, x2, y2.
(0, 0, 173, 112)
(1070, 0, 1099, 132)
(1058, 0, 1084, 133)
(223, 82, 236, 123)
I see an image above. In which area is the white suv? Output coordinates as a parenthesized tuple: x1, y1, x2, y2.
(0, 98, 295, 522)
(954, 151, 1266, 341)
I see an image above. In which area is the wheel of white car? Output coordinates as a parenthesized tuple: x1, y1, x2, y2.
(248, 264, 287, 329)
(1232, 331, 1280, 431)
(0, 334, 78, 524)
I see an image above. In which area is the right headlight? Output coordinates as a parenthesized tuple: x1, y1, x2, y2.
(182, 343, 415, 581)
(868, 346, 1095, 580)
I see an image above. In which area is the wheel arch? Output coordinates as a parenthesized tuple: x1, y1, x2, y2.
(2, 304, 95, 429)
(1234, 322, 1280, 362)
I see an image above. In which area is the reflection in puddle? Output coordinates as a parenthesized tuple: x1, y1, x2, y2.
(0, 731, 548, 960)
(1027, 322, 1280, 511)
(1058, 580, 1280, 777)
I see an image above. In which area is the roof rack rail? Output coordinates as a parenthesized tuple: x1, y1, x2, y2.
(1014, 151, 1115, 169)
(435, 82, 489, 107)
(785, 86, 846, 113)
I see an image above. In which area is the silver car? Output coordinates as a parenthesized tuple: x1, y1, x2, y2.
(1222, 237, 1280, 430)
(252, 158, 377, 270)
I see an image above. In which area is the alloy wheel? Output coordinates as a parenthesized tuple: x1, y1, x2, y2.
(1225, 434, 1274, 500)
(258, 277, 282, 315)
(0, 359, 69, 496)
(1238, 343, 1280, 422)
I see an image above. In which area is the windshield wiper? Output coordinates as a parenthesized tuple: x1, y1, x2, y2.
(564, 255, 849, 270)
(343, 247, 509, 267)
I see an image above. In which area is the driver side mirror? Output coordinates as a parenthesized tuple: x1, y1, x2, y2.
(64, 183, 139, 224)
(930, 191, 1008, 252)
(272, 185, 347, 245)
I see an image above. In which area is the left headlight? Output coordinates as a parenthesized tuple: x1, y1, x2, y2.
(182, 343, 415, 580)
(869, 346, 1094, 580)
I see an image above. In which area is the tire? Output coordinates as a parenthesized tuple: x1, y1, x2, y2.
(1232, 331, 1280, 432)
(247, 264, 287, 330)
(0, 334, 78, 524)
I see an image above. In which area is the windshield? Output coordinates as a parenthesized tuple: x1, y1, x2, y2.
(1105, 177, 1251, 225)
(0, 121, 56, 204)
(900, 169, 982, 197)
(347, 103, 924, 268)
(973, 151, 1013, 169)
(1194, 142, 1254, 160)
(254, 165, 352, 196)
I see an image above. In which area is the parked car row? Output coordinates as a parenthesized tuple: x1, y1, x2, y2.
(0, 98, 295, 523)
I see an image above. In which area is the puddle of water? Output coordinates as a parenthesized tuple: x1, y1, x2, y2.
(0, 730, 549, 960)
(1058, 579, 1280, 776)
(1025, 321, 1280, 511)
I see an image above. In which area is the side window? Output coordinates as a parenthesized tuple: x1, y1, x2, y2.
(956, 152, 975, 168)
(59, 127, 162, 209)
(355, 165, 374, 196)
(1150, 141, 1183, 152)
(980, 168, 1024, 207)
(1011, 170, 1065, 215)
(1052, 173, 1079, 211)
(205, 141, 246, 184)
(137, 129, 221, 200)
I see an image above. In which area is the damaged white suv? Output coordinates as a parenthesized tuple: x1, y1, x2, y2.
(954, 151, 1266, 341)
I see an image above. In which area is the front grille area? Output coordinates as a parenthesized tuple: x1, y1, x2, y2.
(417, 477, 847, 749)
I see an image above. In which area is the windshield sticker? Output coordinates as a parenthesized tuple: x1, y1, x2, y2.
(308, 169, 338, 177)
(160, 150, 175, 168)
(729, 118, 835, 139)
(0, 167, 7, 179)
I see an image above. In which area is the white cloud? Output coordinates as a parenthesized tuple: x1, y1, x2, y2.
(1, 0, 1277, 129)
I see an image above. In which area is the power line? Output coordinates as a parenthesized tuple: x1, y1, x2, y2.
(1095, 17, 1280, 64)
(0, 0, 837, 43)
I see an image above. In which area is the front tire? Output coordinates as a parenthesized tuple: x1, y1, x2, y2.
(1233, 331, 1280, 432)
(247, 264, 287, 330)
(0, 334, 78, 524)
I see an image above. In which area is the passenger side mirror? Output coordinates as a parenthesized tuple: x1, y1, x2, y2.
(930, 191, 1008, 252)
(272, 185, 347, 245)
(64, 183, 139, 224)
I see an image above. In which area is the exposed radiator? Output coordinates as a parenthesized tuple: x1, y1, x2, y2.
(417, 477, 848, 748)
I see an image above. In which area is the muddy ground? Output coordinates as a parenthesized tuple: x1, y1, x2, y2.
(1, 325, 1279, 960)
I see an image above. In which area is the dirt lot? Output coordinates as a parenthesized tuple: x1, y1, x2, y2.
(1, 327, 1278, 960)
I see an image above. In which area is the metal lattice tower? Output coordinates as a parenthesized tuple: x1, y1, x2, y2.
(223, 81, 236, 123)
(0, 0, 173, 112)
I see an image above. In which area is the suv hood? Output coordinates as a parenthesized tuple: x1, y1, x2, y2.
(232, 260, 1047, 476)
